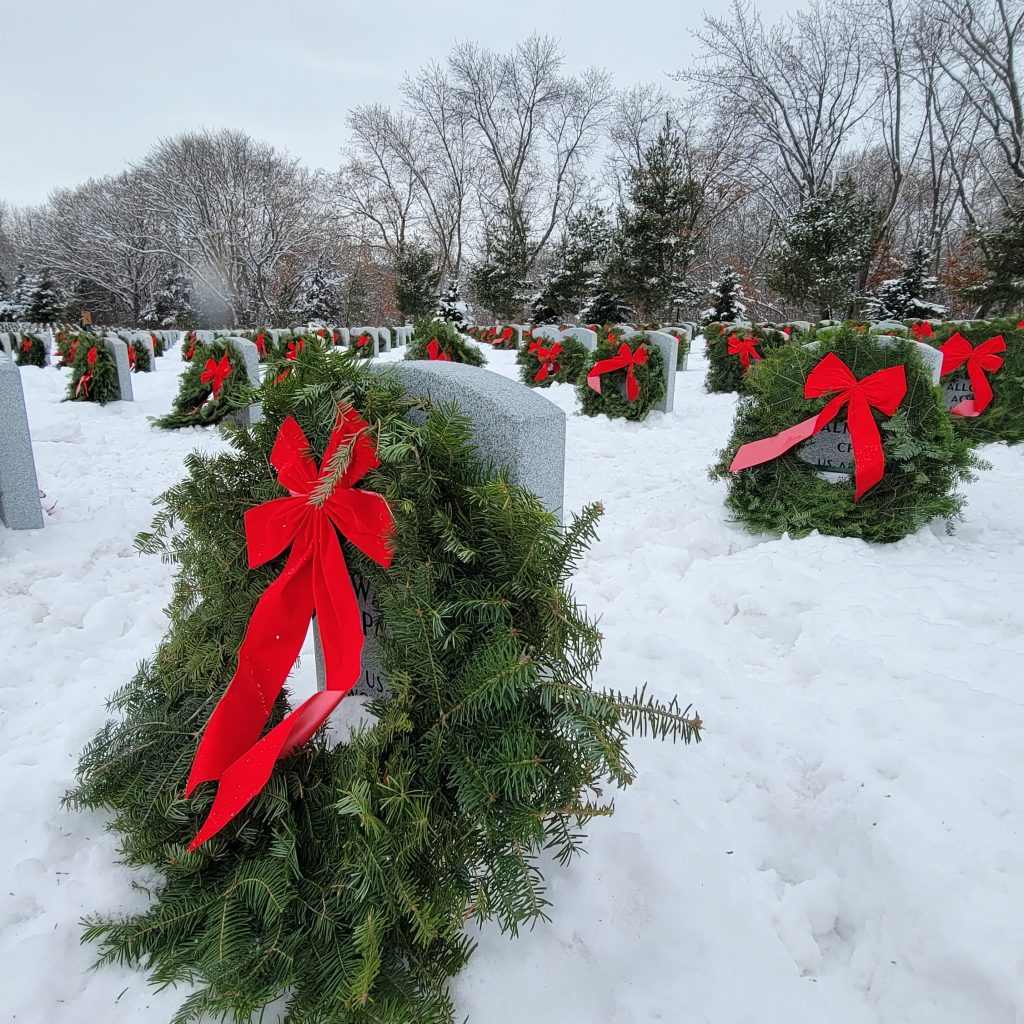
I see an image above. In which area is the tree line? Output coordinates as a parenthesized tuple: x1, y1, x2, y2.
(1, 0, 1022, 328)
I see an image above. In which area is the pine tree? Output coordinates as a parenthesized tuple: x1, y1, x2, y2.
(0, 268, 14, 320)
(608, 119, 702, 320)
(865, 246, 948, 321)
(298, 266, 343, 323)
(468, 217, 531, 321)
(25, 269, 64, 322)
(966, 205, 1024, 315)
(532, 205, 612, 323)
(701, 269, 747, 325)
(578, 283, 635, 325)
(394, 244, 441, 323)
(435, 280, 469, 328)
(11, 262, 32, 319)
(768, 177, 877, 320)
(144, 268, 199, 329)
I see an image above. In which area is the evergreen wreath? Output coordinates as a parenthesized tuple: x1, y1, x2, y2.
(406, 318, 486, 366)
(67, 343, 701, 1024)
(155, 341, 254, 430)
(516, 334, 590, 388)
(577, 332, 667, 422)
(664, 328, 691, 371)
(712, 327, 984, 543)
(66, 338, 120, 404)
(249, 328, 274, 362)
(15, 331, 47, 367)
(704, 323, 790, 394)
(349, 331, 377, 360)
(182, 330, 202, 362)
(150, 332, 167, 357)
(55, 329, 88, 368)
(926, 319, 1024, 445)
(127, 337, 153, 374)
(491, 325, 518, 349)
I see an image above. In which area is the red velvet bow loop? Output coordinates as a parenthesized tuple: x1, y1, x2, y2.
(356, 333, 372, 348)
(533, 342, 563, 382)
(729, 352, 907, 501)
(426, 338, 452, 361)
(939, 333, 1005, 417)
(587, 342, 650, 402)
(127, 345, 137, 369)
(727, 335, 761, 371)
(911, 322, 934, 340)
(286, 339, 305, 361)
(185, 407, 395, 849)
(201, 355, 232, 398)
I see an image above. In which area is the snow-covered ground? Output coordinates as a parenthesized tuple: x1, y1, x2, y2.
(2, 341, 1022, 1023)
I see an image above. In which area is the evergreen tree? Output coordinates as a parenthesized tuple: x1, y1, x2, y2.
(578, 282, 635, 325)
(468, 216, 531, 321)
(298, 266, 343, 323)
(966, 205, 1024, 315)
(701, 269, 747, 325)
(144, 268, 199, 328)
(531, 205, 612, 323)
(865, 246, 948, 321)
(0, 268, 14, 320)
(435, 280, 469, 328)
(608, 119, 702, 319)
(767, 177, 877, 320)
(394, 244, 440, 323)
(11, 262, 31, 319)
(25, 269, 64, 322)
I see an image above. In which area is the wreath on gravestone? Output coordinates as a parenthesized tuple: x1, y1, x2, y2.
(925, 320, 1024, 445)
(348, 331, 377, 360)
(246, 327, 274, 362)
(712, 327, 984, 543)
(516, 334, 590, 388)
(55, 329, 88, 368)
(155, 341, 254, 429)
(127, 337, 152, 374)
(15, 332, 47, 368)
(704, 323, 790, 394)
(576, 332, 666, 422)
(182, 330, 202, 362)
(66, 337, 120, 404)
(150, 332, 166, 357)
(406, 318, 486, 366)
(491, 325, 518, 349)
(67, 343, 701, 1024)
(664, 328, 691, 371)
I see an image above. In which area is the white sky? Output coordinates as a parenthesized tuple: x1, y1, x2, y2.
(2, 0, 786, 207)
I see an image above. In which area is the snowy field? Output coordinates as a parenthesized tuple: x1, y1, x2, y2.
(2, 340, 1022, 1024)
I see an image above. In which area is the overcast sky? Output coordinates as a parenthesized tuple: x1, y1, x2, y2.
(2, 0, 785, 207)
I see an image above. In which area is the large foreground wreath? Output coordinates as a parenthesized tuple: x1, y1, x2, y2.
(68, 345, 700, 1024)
(713, 328, 983, 543)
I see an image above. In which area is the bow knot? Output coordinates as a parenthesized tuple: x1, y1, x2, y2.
(533, 341, 563, 382)
(426, 338, 452, 361)
(201, 355, 232, 398)
(730, 352, 907, 501)
(939, 333, 1005, 417)
(185, 408, 395, 848)
(727, 335, 761, 371)
(587, 341, 650, 402)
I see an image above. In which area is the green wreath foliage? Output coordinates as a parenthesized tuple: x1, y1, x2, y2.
(127, 338, 153, 374)
(576, 332, 667, 422)
(712, 327, 984, 543)
(150, 332, 167, 357)
(155, 341, 254, 430)
(66, 338, 120, 404)
(664, 329, 691, 371)
(15, 332, 48, 367)
(925, 319, 1024, 445)
(704, 323, 790, 394)
(406, 318, 486, 366)
(516, 335, 590, 388)
(349, 330, 377, 360)
(182, 331, 203, 362)
(491, 325, 518, 349)
(67, 343, 700, 1024)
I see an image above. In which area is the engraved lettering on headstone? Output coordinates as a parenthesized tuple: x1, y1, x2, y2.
(942, 373, 974, 410)
(796, 417, 855, 476)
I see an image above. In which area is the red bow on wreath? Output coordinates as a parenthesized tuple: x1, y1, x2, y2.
(255, 333, 268, 357)
(22, 338, 31, 352)
(728, 335, 761, 372)
(201, 355, 232, 398)
(911, 322, 934, 340)
(287, 339, 304, 361)
(533, 342, 563, 382)
(426, 338, 452, 361)
(587, 342, 649, 402)
(500, 327, 513, 344)
(185, 340, 196, 361)
(939, 333, 1006, 417)
(185, 407, 395, 848)
(729, 352, 907, 501)
(357, 333, 372, 348)
(127, 345, 137, 370)
(76, 346, 98, 398)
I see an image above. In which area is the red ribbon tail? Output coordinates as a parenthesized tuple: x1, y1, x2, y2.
(848, 395, 885, 501)
(729, 414, 822, 474)
(626, 366, 640, 402)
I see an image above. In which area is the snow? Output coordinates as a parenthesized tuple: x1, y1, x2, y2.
(2, 343, 1023, 1023)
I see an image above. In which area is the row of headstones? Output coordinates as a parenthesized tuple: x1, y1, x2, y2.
(193, 326, 414, 359)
